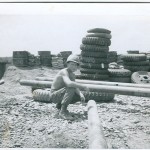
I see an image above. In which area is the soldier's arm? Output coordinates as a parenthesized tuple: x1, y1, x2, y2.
(61, 70, 89, 91)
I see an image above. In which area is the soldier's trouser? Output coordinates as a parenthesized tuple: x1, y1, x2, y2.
(50, 87, 81, 106)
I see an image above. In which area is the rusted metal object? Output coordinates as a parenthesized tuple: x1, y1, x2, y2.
(35, 77, 150, 89)
(0, 79, 4, 85)
(88, 100, 108, 149)
(20, 79, 150, 97)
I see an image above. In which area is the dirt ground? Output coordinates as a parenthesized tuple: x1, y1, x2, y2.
(0, 65, 150, 148)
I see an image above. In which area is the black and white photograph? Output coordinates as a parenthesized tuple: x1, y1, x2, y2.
(0, 2, 150, 149)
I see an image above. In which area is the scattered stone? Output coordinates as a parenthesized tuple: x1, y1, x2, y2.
(39, 127, 46, 132)
(114, 130, 120, 133)
(146, 130, 150, 134)
(132, 119, 140, 124)
(108, 118, 113, 122)
(113, 109, 118, 112)
(47, 128, 55, 134)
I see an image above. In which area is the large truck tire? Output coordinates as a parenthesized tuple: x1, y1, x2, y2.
(81, 56, 108, 64)
(122, 54, 146, 62)
(124, 65, 149, 72)
(123, 60, 149, 66)
(86, 33, 112, 39)
(81, 51, 107, 58)
(80, 44, 109, 52)
(82, 91, 115, 102)
(87, 28, 111, 34)
(75, 73, 109, 80)
(81, 62, 108, 69)
(108, 69, 131, 77)
(82, 37, 111, 46)
(33, 89, 52, 103)
(109, 77, 131, 83)
(80, 68, 109, 75)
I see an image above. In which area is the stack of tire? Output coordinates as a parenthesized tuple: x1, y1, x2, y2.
(122, 54, 149, 72)
(78, 28, 111, 81)
(38, 51, 52, 67)
(13, 51, 29, 67)
(107, 51, 118, 63)
(77, 28, 115, 102)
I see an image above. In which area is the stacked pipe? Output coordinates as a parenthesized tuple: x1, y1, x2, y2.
(122, 54, 149, 72)
(77, 28, 114, 102)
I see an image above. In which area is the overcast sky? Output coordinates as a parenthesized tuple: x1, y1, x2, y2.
(0, 3, 150, 57)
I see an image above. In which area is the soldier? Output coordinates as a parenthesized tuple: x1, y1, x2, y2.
(50, 54, 89, 120)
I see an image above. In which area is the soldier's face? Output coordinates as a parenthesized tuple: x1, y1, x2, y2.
(67, 62, 78, 72)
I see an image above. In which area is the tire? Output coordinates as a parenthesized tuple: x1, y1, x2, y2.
(86, 33, 112, 39)
(124, 65, 150, 72)
(108, 69, 131, 77)
(82, 37, 111, 46)
(109, 77, 131, 83)
(122, 54, 146, 62)
(87, 28, 111, 34)
(123, 60, 149, 66)
(75, 73, 109, 80)
(108, 51, 117, 56)
(80, 44, 109, 52)
(127, 50, 139, 54)
(131, 71, 150, 84)
(33, 89, 52, 103)
(81, 62, 108, 69)
(81, 51, 108, 58)
(80, 68, 109, 75)
(81, 91, 115, 102)
(81, 56, 108, 64)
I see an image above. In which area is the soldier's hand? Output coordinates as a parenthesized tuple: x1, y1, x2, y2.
(80, 92, 86, 104)
(84, 86, 90, 93)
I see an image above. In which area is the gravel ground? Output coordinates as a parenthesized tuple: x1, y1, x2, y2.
(0, 65, 150, 148)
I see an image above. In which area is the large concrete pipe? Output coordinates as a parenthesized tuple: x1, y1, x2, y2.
(88, 100, 108, 149)
(20, 80, 52, 88)
(35, 77, 150, 89)
(20, 79, 150, 97)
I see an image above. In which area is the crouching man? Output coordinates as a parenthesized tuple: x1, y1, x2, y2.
(50, 54, 89, 120)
